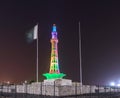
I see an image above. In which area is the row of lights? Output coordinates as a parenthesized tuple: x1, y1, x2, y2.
(110, 82, 120, 87)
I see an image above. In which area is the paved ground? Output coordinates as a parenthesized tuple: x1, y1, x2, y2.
(1, 92, 120, 98)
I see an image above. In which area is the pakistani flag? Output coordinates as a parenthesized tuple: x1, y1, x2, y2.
(26, 24, 38, 43)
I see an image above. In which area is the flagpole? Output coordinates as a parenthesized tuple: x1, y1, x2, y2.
(79, 22, 82, 85)
(36, 24, 39, 82)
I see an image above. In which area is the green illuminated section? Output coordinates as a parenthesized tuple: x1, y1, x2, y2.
(43, 73, 66, 79)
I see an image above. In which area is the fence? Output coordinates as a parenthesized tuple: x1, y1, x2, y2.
(0, 83, 120, 98)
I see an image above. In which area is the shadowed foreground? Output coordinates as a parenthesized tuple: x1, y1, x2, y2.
(1, 92, 120, 98)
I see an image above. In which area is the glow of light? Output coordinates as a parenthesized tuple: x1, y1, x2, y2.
(7, 81, 10, 84)
(24, 80, 27, 84)
(117, 84, 120, 87)
(52, 24, 56, 32)
(110, 82, 115, 86)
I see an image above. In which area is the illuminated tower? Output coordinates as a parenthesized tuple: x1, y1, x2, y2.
(43, 24, 66, 79)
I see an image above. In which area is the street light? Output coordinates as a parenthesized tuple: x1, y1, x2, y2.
(7, 81, 10, 85)
(110, 82, 115, 86)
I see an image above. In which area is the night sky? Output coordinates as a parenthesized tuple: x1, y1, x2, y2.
(0, 0, 120, 85)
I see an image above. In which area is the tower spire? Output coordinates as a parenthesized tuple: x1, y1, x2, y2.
(43, 24, 66, 79)
(52, 24, 56, 32)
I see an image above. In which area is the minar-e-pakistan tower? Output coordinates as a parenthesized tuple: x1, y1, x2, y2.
(43, 24, 66, 79)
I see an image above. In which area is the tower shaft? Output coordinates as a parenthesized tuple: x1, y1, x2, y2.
(49, 38, 60, 73)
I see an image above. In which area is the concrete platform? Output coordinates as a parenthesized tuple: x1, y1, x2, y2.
(43, 79, 72, 86)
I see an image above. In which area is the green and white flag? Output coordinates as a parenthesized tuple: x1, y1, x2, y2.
(26, 24, 38, 43)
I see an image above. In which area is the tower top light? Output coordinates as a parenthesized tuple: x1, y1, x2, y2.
(52, 24, 56, 32)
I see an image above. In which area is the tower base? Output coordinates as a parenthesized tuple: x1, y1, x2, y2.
(43, 78, 72, 86)
(43, 73, 66, 80)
